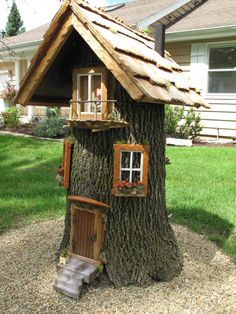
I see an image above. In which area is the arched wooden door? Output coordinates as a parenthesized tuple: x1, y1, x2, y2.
(70, 205, 103, 261)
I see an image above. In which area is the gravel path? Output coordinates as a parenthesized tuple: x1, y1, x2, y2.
(0, 219, 235, 314)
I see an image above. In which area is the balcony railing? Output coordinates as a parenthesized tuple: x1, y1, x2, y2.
(67, 99, 129, 131)
(69, 100, 117, 121)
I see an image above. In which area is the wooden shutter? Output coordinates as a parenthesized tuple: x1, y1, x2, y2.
(63, 139, 72, 188)
(190, 43, 207, 95)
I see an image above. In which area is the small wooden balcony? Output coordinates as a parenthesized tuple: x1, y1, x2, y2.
(67, 100, 129, 131)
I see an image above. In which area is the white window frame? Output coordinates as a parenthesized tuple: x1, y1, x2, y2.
(0, 70, 9, 92)
(120, 150, 143, 183)
(206, 41, 236, 97)
(77, 73, 103, 114)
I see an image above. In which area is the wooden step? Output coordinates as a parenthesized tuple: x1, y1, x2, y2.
(57, 258, 98, 284)
(55, 276, 83, 287)
(57, 268, 84, 281)
(53, 281, 82, 300)
(54, 257, 99, 299)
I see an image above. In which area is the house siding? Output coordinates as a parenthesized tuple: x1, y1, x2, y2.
(166, 38, 236, 138)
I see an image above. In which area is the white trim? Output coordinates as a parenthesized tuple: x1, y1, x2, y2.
(138, 0, 191, 29)
(0, 40, 42, 53)
(14, 60, 21, 89)
(166, 25, 236, 43)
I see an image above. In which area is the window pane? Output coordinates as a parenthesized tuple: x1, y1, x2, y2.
(121, 170, 130, 181)
(209, 47, 236, 69)
(121, 152, 130, 169)
(132, 171, 141, 183)
(79, 76, 89, 112)
(132, 152, 142, 168)
(91, 75, 102, 113)
(208, 71, 236, 93)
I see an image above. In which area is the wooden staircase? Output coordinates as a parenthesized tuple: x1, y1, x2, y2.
(53, 257, 99, 299)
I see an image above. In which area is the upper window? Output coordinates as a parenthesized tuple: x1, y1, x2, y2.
(208, 45, 236, 94)
(77, 73, 102, 113)
(73, 67, 107, 118)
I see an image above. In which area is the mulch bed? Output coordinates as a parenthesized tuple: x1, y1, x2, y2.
(0, 219, 235, 313)
(0, 124, 35, 136)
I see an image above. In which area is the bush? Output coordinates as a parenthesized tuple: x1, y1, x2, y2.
(34, 107, 68, 138)
(164, 105, 184, 137)
(164, 105, 202, 140)
(2, 107, 20, 128)
(34, 116, 67, 138)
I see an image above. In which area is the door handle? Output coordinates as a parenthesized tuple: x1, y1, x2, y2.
(88, 233, 97, 242)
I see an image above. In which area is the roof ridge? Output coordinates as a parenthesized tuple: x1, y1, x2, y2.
(73, 0, 154, 41)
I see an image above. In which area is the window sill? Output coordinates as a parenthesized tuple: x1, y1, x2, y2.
(113, 192, 146, 197)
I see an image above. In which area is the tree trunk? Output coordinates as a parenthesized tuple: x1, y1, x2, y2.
(60, 81, 183, 287)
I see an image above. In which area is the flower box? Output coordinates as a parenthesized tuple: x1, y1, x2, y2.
(113, 180, 145, 197)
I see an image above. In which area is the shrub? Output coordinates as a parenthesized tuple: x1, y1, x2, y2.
(177, 108, 203, 139)
(164, 105, 202, 140)
(164, 105, 184, 137)
(2, 107, 20, 128)
(34, 115, 68, 138)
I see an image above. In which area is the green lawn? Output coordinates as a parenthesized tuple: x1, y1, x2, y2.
(0, 134, 66, 233)
(166, 146, 236, 262)
(0, 134, 235, 261)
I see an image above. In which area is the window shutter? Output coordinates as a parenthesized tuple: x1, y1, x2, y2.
(190, 43, 207, 95)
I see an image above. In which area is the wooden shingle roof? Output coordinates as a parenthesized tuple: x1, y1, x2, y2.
(15, 0, 208, 108)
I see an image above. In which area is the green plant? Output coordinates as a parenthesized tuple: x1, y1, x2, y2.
(2, 107, 20, 128)
(177, 108, 203, 140)
(60, 248, 68, 258)
(46, 107, 61, 118)
(164, 105, 184, 137)
(34, 115, 67, 138)
(164, 105, 202, 140)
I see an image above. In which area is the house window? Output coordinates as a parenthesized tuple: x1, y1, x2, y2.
(208, 44, 236, 94)
(0, 71, 9, 91)
(113, 144, 149, 197)
(73, 67, 107, 117)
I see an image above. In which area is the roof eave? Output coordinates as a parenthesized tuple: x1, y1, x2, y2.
(137, 0, 191, 30)
(165, 25, 236, 43)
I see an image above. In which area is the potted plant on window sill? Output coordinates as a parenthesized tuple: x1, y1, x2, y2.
(60, 248, 69, 265)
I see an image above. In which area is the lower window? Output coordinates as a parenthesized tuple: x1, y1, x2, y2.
(113, 144, 149, 197)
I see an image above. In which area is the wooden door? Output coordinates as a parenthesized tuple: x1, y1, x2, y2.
(71, 208, 96, 259)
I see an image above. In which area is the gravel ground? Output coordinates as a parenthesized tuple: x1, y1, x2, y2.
(0, 219, 235, 314)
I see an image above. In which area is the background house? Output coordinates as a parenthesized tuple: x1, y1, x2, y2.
(1, 0, 236, 138)
(110, 0, 236, 138)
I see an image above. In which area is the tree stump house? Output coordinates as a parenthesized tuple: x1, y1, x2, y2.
(15, 0, 208, 300)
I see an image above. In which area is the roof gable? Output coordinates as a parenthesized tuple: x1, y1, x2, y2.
(15, 0, 208, 108)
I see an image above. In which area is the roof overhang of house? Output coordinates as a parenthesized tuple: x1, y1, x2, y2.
(15, 0, 209, 109)
(0, 40, 41, 61)
(137, 0, 206, 30)
(166, 25, 236, 43)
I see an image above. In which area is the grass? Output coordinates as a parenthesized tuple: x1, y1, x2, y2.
(0, 134, 235, 261)
(0, 134, 66, 233)
(166, 146, 236, 262)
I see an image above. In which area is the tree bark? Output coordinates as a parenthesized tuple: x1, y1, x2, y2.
(60, 81, 183, 287)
